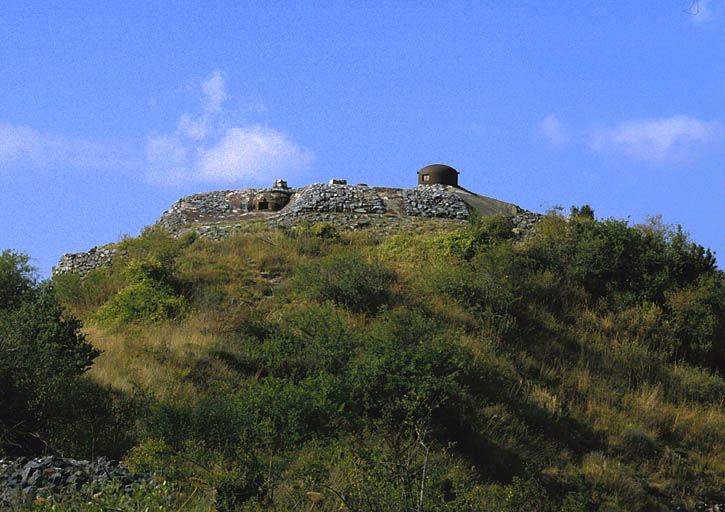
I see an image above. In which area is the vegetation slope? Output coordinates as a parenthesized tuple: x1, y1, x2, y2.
(2, 207, 725, 511)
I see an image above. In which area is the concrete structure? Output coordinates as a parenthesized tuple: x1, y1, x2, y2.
(253, 190, 291, 211)
(418, 164, 459, 186)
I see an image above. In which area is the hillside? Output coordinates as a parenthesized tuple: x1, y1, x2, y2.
(2, 201, 725, 511)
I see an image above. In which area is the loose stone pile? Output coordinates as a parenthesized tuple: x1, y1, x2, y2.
(404, 185, 470, 219)
(158, 189, 258, 232)
(511, 210, 543, 241)
(52, 246, 124, 278)
(0, 456, 151, 509)
(286, 183, 386, 215)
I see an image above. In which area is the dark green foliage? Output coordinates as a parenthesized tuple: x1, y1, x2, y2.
(351, 308, 474, 429)
(436, 214, 514, 261)
(0, 251, 130, 456)
(143, 373, 347, 453)
(17, 207, 725, 509)
(309, 221, 340, 240)
(0, 249, 36, 310)
(293, 252, 393, 313)
(247, 303, 357, 379)
(665, 273, 725, 365)
(538, 214, 718, 306)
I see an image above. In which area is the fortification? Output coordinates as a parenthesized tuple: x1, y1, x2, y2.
(54, 165, 542, 276)
(417, 164, 459, 186)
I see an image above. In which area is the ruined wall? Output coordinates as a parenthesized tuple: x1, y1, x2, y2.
(52, 246, 125, 277)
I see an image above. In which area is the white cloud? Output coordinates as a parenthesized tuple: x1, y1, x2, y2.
(538, 114, 570, 148)
(590, 115, 723, 162)
(0, 122, 131, 170)
(201, 70, 228, 113)
(198, 126, 313, 181)
(684, 0, 714, 23)
(148, 71, 313, 185)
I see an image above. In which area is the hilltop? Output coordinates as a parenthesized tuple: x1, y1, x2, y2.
(54, 177, 540, 276)
(3, 177, 725, 510)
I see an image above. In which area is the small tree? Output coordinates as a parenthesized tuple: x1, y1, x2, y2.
(0, 250, 100, 454)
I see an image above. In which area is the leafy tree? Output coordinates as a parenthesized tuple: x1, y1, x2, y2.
(0, 249, 36, 310)
(0, 250, 101, 454)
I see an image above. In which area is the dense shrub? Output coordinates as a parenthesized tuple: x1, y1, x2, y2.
(0, 251, 116, 455)
(93, 257, 186, 325)
(293, 252, 393, 313)
(0, 249, 36, 309)
(435, 214, 514, 261)
(247, 303, 357, 379)
(350, 308, 475, 429)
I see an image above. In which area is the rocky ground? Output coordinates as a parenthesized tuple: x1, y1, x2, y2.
(0, 456, 151, 510)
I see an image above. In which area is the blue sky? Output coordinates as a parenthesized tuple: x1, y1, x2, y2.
(1, 1, 724, 276)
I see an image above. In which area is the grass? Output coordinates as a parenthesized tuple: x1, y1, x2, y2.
(48, 214, 725, 511)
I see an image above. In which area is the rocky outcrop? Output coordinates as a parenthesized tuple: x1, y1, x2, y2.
(0, 456, 151, 509)
(404, 185, 470, 219)
(52, 246, 125, 278)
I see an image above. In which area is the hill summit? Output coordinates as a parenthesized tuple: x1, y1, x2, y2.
(55, 172, 541, 276)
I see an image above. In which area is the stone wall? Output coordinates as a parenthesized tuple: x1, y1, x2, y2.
(286, 183, 386, 215)
(404, 185, 470, 219)
(52, 246, 124, 278)
(157, 189, 259, 232)
(511, 210, 543, 241)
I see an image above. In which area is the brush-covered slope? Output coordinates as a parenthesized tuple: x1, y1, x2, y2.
(8, 210, 725, 511)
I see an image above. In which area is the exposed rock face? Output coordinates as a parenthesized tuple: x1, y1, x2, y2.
(0, 456, 151, 509)
(52, 246, 125, 278)
(404, 185, 470, 219)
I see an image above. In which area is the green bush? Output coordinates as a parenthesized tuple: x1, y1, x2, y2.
(435, 214, 514, 261)
(309, 221, 340, 240)
(0, 249, 36, 309)
(351, 308, 474, 429)
(94, 280, 186, 325)
(248, 303, 357, 379)
(92, 256, 186, 325)
(0, 251, 105, 455)
(293, 252, 393, 313)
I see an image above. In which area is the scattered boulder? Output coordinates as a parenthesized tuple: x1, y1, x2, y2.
(0, 456, 152, 509)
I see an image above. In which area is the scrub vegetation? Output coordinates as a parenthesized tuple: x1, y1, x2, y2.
(3, 208, 725, 511)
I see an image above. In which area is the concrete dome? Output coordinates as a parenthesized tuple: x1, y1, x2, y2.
(417, 164, 459, 186)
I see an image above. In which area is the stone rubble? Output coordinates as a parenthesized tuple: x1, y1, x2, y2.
(52, 246, 126, 278)
(511, 209, 543, 241)
(286, 183, 386, 215)
(0, 456, 152, 510)
(55, 183, 545, 277)
(157, 189, 259, 232)
(403, 184, 470, 219)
